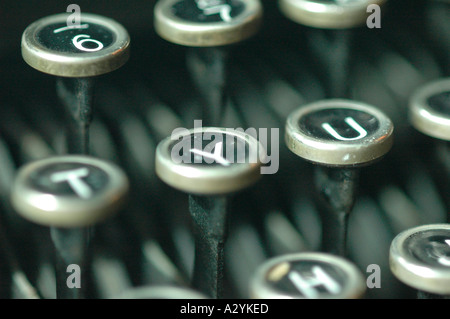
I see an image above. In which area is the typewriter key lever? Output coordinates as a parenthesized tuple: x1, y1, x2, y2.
(21, 13, 130, 154)
(156, 127, 265, 298)
(286, 100, 393, 256)
(250, 252, 366, 299)
(10, 156, 129, 299)
(154, 0, 263, 125)
(390, 224, 450, 299)
(278, 0, 387, 98)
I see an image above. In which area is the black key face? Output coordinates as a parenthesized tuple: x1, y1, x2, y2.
(298, 108, 379, 142)
(10, 156, 129, 227)
(156, 128, 264, 194)
(22, 13, 130, 77)
(37, 22, 114, 53)
(27, 163, 109, 199)
(169, 132, 251, 167)
(267, 261, 346, 298)
(172, 0, 245, 23)
(427, 91, 450, 118)
(390, 224, 450, 295)
(405, 230, 450, 269)
(286, 100, 393, 166)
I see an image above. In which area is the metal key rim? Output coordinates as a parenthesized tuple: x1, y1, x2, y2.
(389, 223, 450, 295)
(154, 0, 263, 46)
(278, 0, 387, 29)
(250, 252, 366, 299)
(285, 99, 394, 167)
(11, 155, 129, 228)
(409, 78, 450, 141)
(155, 127, 266, 195)
(21, 13, 130, 77)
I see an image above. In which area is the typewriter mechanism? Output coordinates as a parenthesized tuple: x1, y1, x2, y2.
(0, 0, 449, 300)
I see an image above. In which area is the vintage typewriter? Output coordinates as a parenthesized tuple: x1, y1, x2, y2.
(0, 0, 449, 300)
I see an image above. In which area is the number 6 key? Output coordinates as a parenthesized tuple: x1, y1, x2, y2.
(21, 13, 130, 154)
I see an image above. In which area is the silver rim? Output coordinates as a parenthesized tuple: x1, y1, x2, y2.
(250, 252, 366, 299)
(409, 78, 450, 141)
(21, 13, 130, 77)
(154, 0, 263, 46)
(11, 155, 129, 228)
(155, 127, 266, 195)
(278, 0, 387, 29)
(285, 99, 394, 166)
(389, 223, 450, 295)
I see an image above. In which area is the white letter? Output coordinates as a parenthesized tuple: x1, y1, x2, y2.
(322, 117, 368, 141)
(288, 266, 340, 298)
(50, 167, 92, 199)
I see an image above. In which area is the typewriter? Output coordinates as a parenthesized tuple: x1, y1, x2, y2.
(0, 0, 449, 300)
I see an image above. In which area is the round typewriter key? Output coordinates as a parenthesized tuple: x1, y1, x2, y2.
(154, 0, 262, 47)
(278, 0, 386, 97)
(154, 0, 263, 125)
(11, 155, 129, 298)
(409, 78, 450, 142)
(278, 0, 386, 29)
(286, 99, 393, 256)
(390, 224, 450, 297)
(22, 13, 130, 154)
(250, 253, 366, 299)
(409, 78, 450, 220)
(156, 127, 265, 194)
(22, 13, 130, 77)
(156, 127, 265, 298)
(11, 156, 128, 227)
(286, 99, 394, 166)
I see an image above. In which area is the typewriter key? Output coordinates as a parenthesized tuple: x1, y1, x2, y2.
(156, 127, 265, 298)
(286, 99, 393, 256)
(278, 0, 387, 97)
(154, 0, 263, 125)
(21, 13, 130, 154)
(409, 78, 450, 142)
(278, 0, 386, 29)
(10, 155, 129, 298)
(154, 0, 262, 47)
(250, 252, 366, 299)
(409, 78, 450, 219)
(390, 224, 450, 298)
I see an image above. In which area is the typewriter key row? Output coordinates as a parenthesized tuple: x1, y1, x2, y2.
(1, 0, 448, 299)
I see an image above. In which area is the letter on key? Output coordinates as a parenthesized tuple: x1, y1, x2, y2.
(11, 155, 129, 228)
(250, 253, 366, 299)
